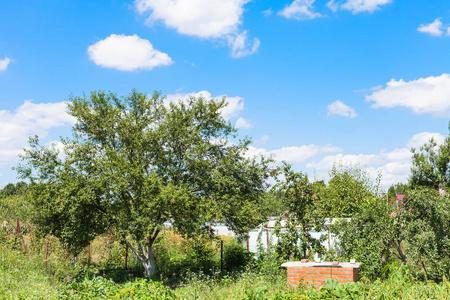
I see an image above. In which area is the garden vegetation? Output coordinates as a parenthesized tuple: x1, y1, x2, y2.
(1, 90, 450, 299)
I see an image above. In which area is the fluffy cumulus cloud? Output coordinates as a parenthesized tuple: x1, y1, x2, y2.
(134, 0, 259, 58)
(366, 74, 450, 117)
(418, 18, 450, 37)
(278, 0, 323, 20)
(306, 153, 381, 170)
(247, 144, 341, 163)
(87, 34, 173, 71)
(327, 100, 358, 118)
(227, 31, 260, 58)
(406, 132, 445, 149)
(0, 57, 11, 71)
(235, 117, 253, 129)
(304, 132, 447, 187)
(327, 0, 392, 14)
(0, 101, 75, 165)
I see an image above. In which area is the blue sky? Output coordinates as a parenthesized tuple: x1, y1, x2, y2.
(1, 0, 450, 188)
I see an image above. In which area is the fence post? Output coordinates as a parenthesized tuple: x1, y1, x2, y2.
(44, 241, 48, 274)
(220, 240, 224, 272)
(88, 244, 91, 266)
(246, 232, 249, 251)
(209, 224, 213, 246)
(125, 243, 128, 270)
(266, 228, 269, 250)
(16, 219, 27, 254)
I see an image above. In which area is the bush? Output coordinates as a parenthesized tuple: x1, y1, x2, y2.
(153, 231, 220, 279)
(223, 240, 252, 272)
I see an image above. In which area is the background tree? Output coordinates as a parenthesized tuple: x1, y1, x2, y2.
(332, 197, 405, 279)
(273, 163, 324, 260)
(387, 182, 410, 198)
(0, 181, 28, 198)
(410, 130, 450, 190)
(322, 163, 380, 217)
(17, 90, 272, 276)
(259, 190, 286, 217)
(401, 188, 450, 280)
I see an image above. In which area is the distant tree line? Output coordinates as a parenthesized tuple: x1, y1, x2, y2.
(0, 181, 28, 198)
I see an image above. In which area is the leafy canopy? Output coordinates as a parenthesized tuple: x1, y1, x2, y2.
(273, 163, 325, 260)
(410, 126, 450, 190)
(17, 90, 272, 264)
(323, 163, 381, 218)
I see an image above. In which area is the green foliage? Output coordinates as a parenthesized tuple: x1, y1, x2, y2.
(16, 89, 272, 276)
(334, 187, 450, 281)
(332, 197, 401, 279)
(64, 275, 176, 299)
(153, 231, 221, 279)
(387, 182, 410, 198)
(0, 181, 28, 198)
(273, 163, 325, 261)
(1, 238, 450, 300)
(0, 194, 33, 223)
(401, 188, 450, 280)
(259, 190, 286, 217)
(322, 163, 380, 217)
(410, 127, 450, 189)
(0, 243, 63, 299)
(223, 240, 253, 272)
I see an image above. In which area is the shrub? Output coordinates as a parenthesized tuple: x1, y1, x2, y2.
(223, 240, 252, 272)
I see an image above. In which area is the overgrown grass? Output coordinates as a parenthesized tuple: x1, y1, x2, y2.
(1, 242, 450, 299)
(0, 245, 62, 299)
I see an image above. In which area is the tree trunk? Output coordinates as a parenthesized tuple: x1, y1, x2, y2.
(141, 247, 156, 277)
(126, 241, 156, 277)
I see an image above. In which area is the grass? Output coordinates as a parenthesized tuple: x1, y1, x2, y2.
(2, 244, 450, 300)
(0, 246, 62, 299)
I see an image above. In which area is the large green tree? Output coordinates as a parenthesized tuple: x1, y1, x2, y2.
(273, 163, 325, 260)
(410, 127, 450, 190)
(322, 163, 381, 217)
(334, 188, 450, 280)
(17, 90, 272, 276)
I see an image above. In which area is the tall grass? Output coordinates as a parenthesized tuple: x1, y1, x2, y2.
(0, 245, 62, 299)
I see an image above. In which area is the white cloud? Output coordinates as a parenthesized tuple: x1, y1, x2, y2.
(0, 101, 75, 165)
(262, 8, 273, 17)
(227, 31, 260, 58)
(235, 117, 253, 129)
(354, 85, 382, 93)
(306, 152, 408, 186)
(382, 161, 411, 175)
(327, 100, 358, 118)
(135, 0, 259, 58)
(87, 34, 173, 71)
(164, 90, 246, 121)
(0, 57, 11, 71)
(247, 144, 341, 162)
(135, 0, 246, 38)
(306, 153, 381, 170)
(278, 0, 323, 20)
(304, 131, 449, 187)
(406, 132, 445, 149)
(366, 73, 450, 117)
(327, 0, 392, 14)
(381, 148, 411, 162)
(417, 18, 449, 37)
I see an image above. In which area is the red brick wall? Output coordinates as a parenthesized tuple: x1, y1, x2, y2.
(286, 265, 359, 288)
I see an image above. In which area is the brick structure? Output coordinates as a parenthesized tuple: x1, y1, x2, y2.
(281, 261, 361, 288)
